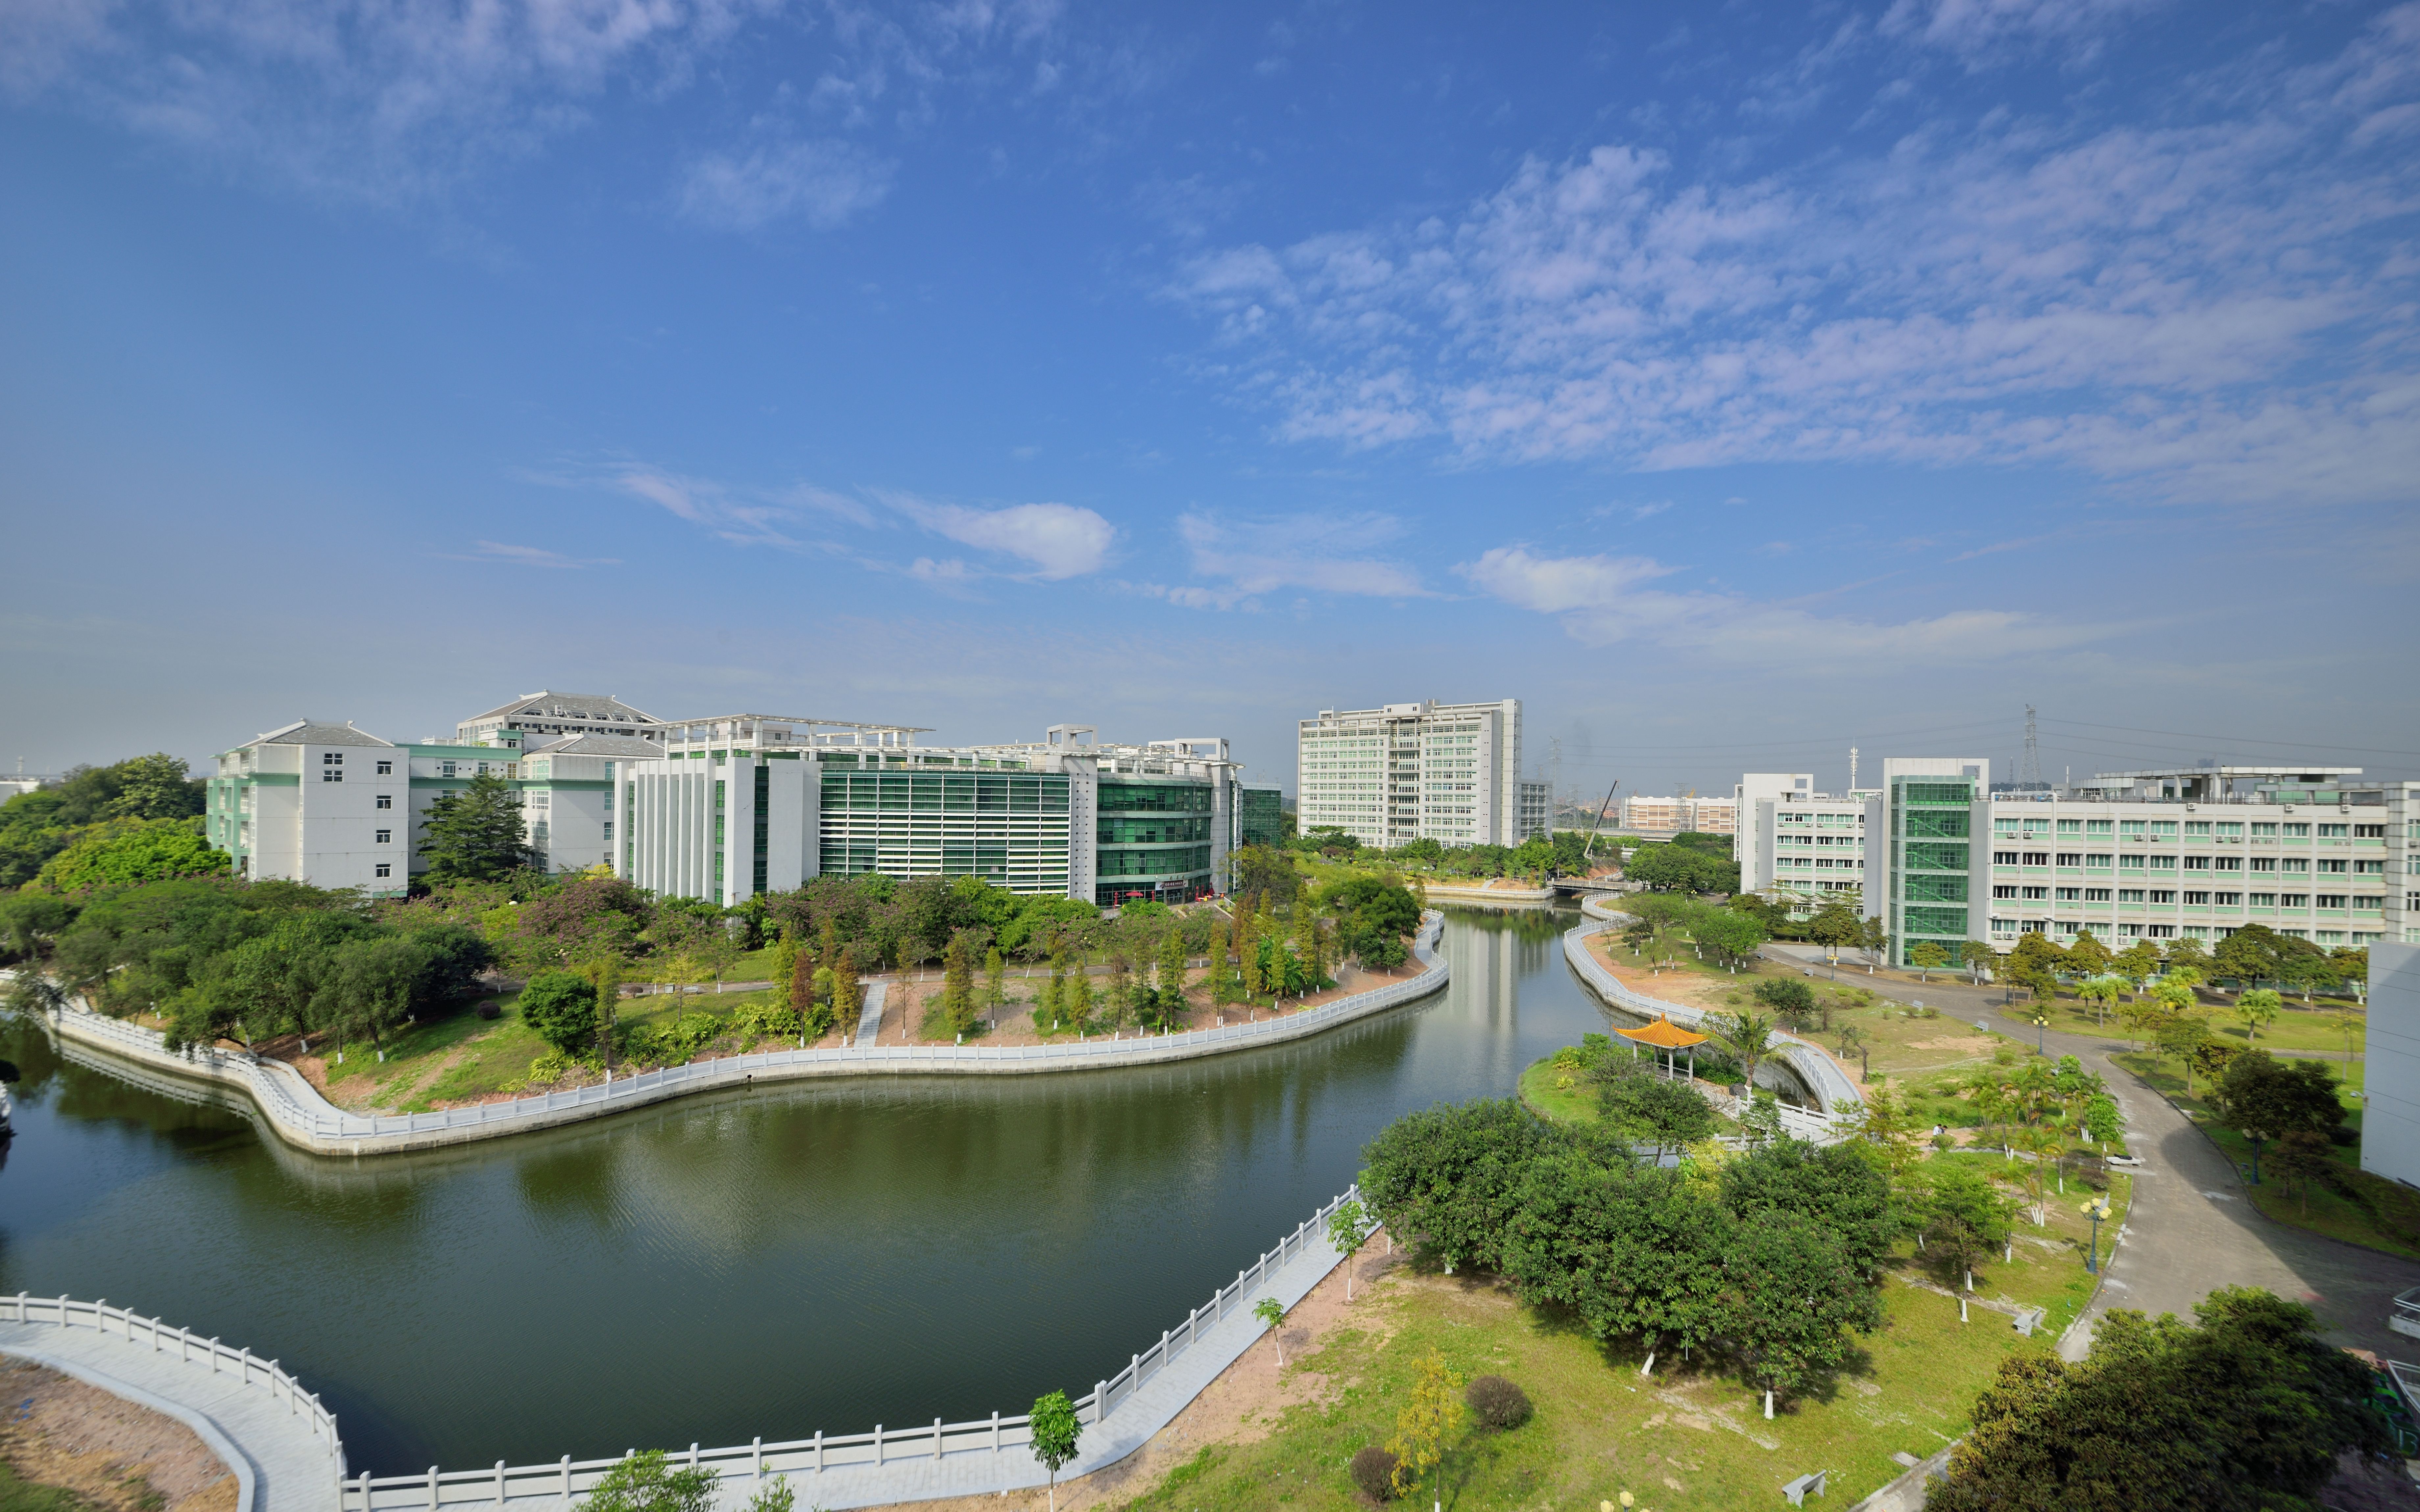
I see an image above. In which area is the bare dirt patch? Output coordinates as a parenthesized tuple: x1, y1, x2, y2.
(0, 1361, 235, 1512)
(850, 1239, 1408, 1512)
(1907, 1037, 1996, 1055)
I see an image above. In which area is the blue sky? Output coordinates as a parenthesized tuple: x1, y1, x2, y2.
(3, 0, 2416, 801)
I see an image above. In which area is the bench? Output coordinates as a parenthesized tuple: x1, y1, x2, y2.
(1783, 1469, 1828, 1505)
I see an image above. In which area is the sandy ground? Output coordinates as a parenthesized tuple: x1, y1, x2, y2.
(853, 1235, 1403, 1512)
(1584, 934, 1740, 1014)
(0, 1361, 237, 1512)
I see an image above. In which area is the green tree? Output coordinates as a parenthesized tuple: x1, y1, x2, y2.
(2213, 1051, 2346, 1183)
(2114, 938, 2164, 986)
(2265, 1131, 2335, 1216)
(519, 970, 600, 1054)
(34, 818, 230, 893)
(2236, 987, 2283, 1044)
(832, 946, 861, 1040)
(2084, 1094, 2121, 1151)
(2065, 931, 2113, 977)
(1251, 1296, 1287, 1366)
(1707, 1010, 1777, 1090)
(1359, 1098, 1554, 1275)
(2157, 1013, 2212, 1090)
(1929, 1288, 2391, 1512)
(1909, 941, 1949, 981)
(578, 1449, 718, 1512)
(983, 945, 1006, 1024)
(2075, 974, 2125, 1030)
(769, 932, 798, 1016)
(1914, 1160, 2015, 1294)
(1694, 908, 1769, 972)
(1027, 1390, 1082, 1512)
(1158, 927, 1190, 1015)
(417, 772, 536, 883)
(1386, 1349, 1467, 1500)
(1962, 940, 1997, 981)
(1724, 1211, 1883, 1416)
(1806, 899, 1863, 952)
(1064, 952, 1094, 1026)
(1596, 1063, 1720, 1161)
(1326, 1197, 1377, 1299)
(1504, 1149, 1729, 1377)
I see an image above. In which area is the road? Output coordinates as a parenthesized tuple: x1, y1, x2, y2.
(1757, 945, 2420, 1362)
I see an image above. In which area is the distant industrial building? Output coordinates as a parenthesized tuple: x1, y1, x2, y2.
(1295, 698, 1545, 850)
(1622, 794, 1736, 839)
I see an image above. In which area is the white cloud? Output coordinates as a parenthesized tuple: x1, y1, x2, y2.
(1460, 544, 2116, 666)
(1879, 0, 2167, 65)
(677, 138, 893, 231)
(1168, 11, 2420, 508)
(613, 464, 808, 547)
(1157, 510, 1429, 608)
(879, 491, 1114, 579)
(454, 540, 620, 569)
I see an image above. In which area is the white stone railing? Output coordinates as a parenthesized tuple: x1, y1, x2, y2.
(1561, 916, 1860, 1138)
(28, 916, 1448, 1156)
(6, 1292, 347, 1491)
(338, 1186, 1364, 1512)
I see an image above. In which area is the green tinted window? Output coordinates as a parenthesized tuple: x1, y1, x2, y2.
(1904, 905, 1967, 935)
(1905, 841, 1969, 870)
(1903, 783, 1971, 804)
(1904, 874, 1968, 903)
(1905, 809, 1968, 839)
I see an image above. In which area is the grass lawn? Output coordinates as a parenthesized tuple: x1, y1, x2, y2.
(2111, 1050, 2420, 1261)
(1117, 1161, 2128, 1512)
(1517, 1058, 1604, 1126)
(620, 943, 784, 985)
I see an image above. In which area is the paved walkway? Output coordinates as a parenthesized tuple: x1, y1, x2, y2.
(1, 1310, 346, 1512)
(853, 981, 888, 1048)
(1754, 948, 2420, 1360)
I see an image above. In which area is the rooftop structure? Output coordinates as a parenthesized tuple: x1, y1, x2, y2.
(455, 691, 666, 747)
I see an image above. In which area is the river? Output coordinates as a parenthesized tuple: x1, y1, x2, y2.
(0, 906, 1607, 1477)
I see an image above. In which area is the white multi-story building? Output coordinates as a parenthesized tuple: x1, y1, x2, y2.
(1623, 794, 1737, 839)
(455, 691, 665, 748)
(207, 721, 412, 896)
(1295, 698, 1531, 849)
(1864, 763, 2412, 967)
(1733, 767, 1904, 909)
(2366, 943, 2420, 1188)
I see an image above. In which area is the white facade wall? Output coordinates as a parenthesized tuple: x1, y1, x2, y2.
(215, 725, 409, 896)
(1733, 773, 1813, 880)
(2366, 942, 2420, 1190)
(1296, 698, 1523, 849)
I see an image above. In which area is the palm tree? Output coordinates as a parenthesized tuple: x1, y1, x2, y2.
(2237, 988, 2283, 1044)
(1709, 1010, 1776, 1091)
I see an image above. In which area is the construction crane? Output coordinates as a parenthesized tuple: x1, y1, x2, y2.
(1582, 780, 1621, 867)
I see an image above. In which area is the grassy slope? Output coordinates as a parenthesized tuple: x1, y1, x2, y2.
(1119, 1164, 2128, 1512)
(2111, 1050, 2420, 1260)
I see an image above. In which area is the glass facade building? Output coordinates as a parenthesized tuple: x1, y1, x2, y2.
(817, 763, 1073, 895)
(1239, 784, 1286, 848)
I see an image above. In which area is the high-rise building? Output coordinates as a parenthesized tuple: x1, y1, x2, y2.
(1295, 699, 1532, 849)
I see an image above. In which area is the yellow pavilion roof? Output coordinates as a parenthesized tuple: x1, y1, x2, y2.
(1616, 1016, 1710, 1050)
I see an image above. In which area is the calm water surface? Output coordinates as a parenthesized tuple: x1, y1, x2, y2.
(0, 908, 1607, 1475)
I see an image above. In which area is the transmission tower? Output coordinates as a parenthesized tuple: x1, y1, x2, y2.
(2020, 704, 2042, 787)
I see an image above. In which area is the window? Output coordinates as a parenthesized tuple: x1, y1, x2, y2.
(2317, 823, 2349, 838)
(2021, 886, 2049, 900)
(2282, 823, 2310, 838)
(2149, 890, 2177, 904)
(2251, 822, 2277, 837)
(2356, 860, 2384, 875)
(2211, 856, 2240, 871)
(376, 793, 392, 810)
(2317, 858, 2347, 874)
(2057, 819, 2081, 835)
(375, 760, 392, 775)
(1993, 885, 2019, 899)
(2279, 894, 2309, 908)
(2185, 821, 2211, 837)
(2056, 852, 2082, 866)
(2183, 855, 2210, 870)
(2150, 820, 2178, 837)
(2214, 822, 2243, 837)
(2119, 854, 2146, 870)
(321, 768, 343, 782)
(2146, 924, 2175, 939)
(2147, 855, 2177, 870)
(2354, 824, 2385, 839)
(2119, 820, 2146, 838)
(439, 761, 456, 778)
(2086, 819, 2113, 836)
(2316, 894, 2347, 910)
(2215, 892, 2242, 905)
(2085, 853, 2113, 868)
(604, 822, 614, 843)
(2353, 896, 2383, 911)
(2021, 850, 2049, 865)
(1993, 850, 2019, 865)
(375, 829, 391, 844)
(2184, 890, 2210, 905)
(2118, 888, 2146, 903)
(2250, 892, 2277, 906)
(375, 863, 391, 878)
(2084, 887, 2112, 902)
(2055, 887, 2081, 901)
(2250, 857, 2277, 872)
(2280, 858, 2309, 873)
(323, 751, 343, 766)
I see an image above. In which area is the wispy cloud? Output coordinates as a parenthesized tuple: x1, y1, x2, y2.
(1460, 544, 2118, 666)
(451, 540, 620, 569)
(677, 138, 893, 231)
(1148, 510, 1429, 609)
(1167, 10, 2420, 508)
(876, 491, 1115, 579)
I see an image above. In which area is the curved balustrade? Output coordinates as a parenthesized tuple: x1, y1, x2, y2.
(1560, 915, 1860, 1138)
(22, 916, 1449, 1157)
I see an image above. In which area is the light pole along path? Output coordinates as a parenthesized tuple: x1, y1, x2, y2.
(1751, 944, 2420, 1361)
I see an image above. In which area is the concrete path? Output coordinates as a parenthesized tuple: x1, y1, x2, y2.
(1754, 948, 2420, 1359)
(853, 981, 888, 1048)
(1, 1310, 346, 1512)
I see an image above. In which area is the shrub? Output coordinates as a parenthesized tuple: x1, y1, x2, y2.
(1754, 978, 1816, 1018)
(1348, 1446, 1400, 1501)
(476, 1002, 502, 1021)
(1465, 1374, 1531, 1429)
(518, 970, 599, 1053)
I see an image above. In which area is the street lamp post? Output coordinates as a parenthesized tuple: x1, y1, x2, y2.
(2080, 1197, 2111, 1273)
(2031, 1011, 2048, 1057)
